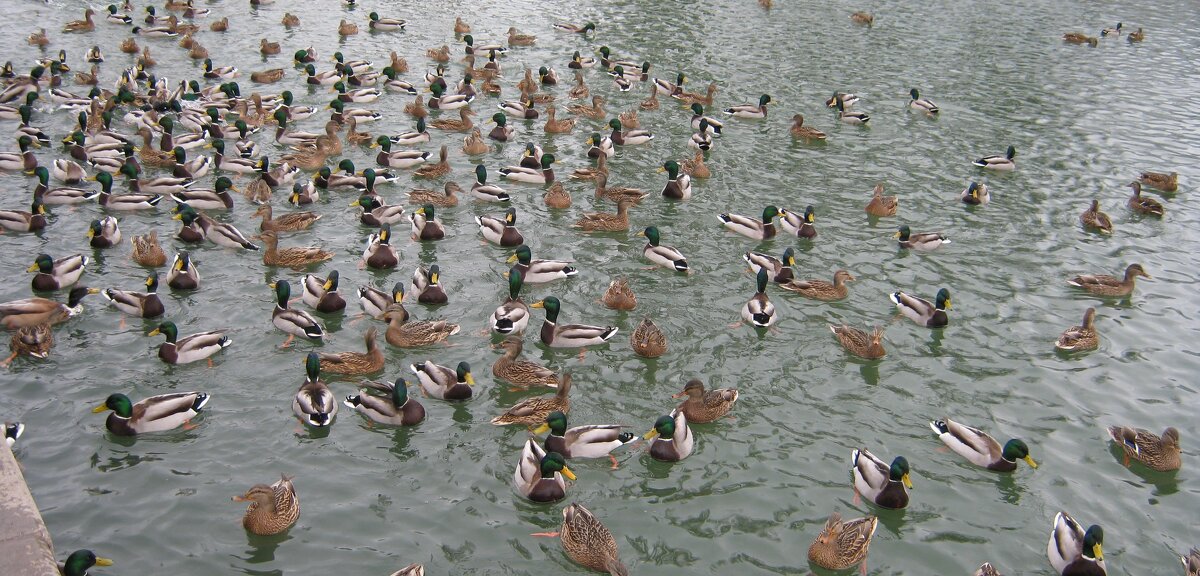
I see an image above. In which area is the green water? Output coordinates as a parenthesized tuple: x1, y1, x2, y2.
(2, 0, 1198, 574)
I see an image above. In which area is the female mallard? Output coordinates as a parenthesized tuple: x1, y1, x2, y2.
(1128, 182, 1164, 216)
(808, 512, 878, 572)
(790, 114, 827, 141)
(593, 172, 646, 204)
(28, 253, 88, 291)
(531, 296, 618, 348)
(269, 280, 325, 347)
(0, 286, 98, 329)
(975, 562, 1002, 576)
(0, 198, 48, 233)
(1138, 170, 1178, 192)
(535, 411, 636, 467)
(301, 270, 346, 313)
(233, 474, 299, 536)
(383, 309, 458, 347)
(1062, 32, 1099, 47)
(974, 145, 1016, 170)
(413, 146, 450, 179)
(930, 418, 1038, 471)
(492, 335, 558, 387)
(781, 270, 854, 301)
(891, 288, 950, 328)
(896, 224, 949, 250)
(102, 273, 164, 318)
(318, 327, 384, 376)
(1055, 308, 1098, 351)
(1080, 200, 1113, 234)
(508, 245, 577, 284)
(409, 204, 445, 240)
(631, 316, 666, 357)
(1127, 27, 1144, 43)
(515, 437, 575, 502)
(830, 324, 885, 359)
(1047, 512, 1105, 576)
(851, 448, 912, 509)
(1184, 549, 1200, 576)
(148, 321, 229, 365)
(59, 550, 114, 576)
(644, 409, 693, 461)
(741, 269, 777, 327)
(544, 105, 576, 133)
(363, 225, 399, 269)
(639, 226, 689, 272)
(719, 205, 779, 240)
(93, 391, 209, 435)
(294, 353, 337, 426)
(660, 160, 692, 200)
(358, 282, 404, 320)
(166, 252, 199, 290)
(961, 182, 989, 205)
(681, 150, 710, 179)
(409, 264, 447, 304)
(345, 378, 425, 426)
(253, 204, 320, 233)
(462, 127, 488, 155)
(672, 379, 737, 423)
(500, 153, 556, 184)
(477, 207, 524, 246)
(576, 198, 634, 232)
(259, 230, 331, 268)
(744, 248, 796, 284)
(410, 360, 474, 400)
(1107, 425, 1180, 471)
(470, 164, 511, 202)
(4, 323, 53, 366)
(607, 118, 652, 145)
(491, 372, 570, 425)
(1067, 263, 1149, 297)
(909, 88, 939, 114)
(601, 277, 636, 311)
(409, 182, 462, 207)
(429, 107, 475, 132)
(533, 503, 629, 576)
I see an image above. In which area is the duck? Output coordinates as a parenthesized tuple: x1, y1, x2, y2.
(908, 88, 939, 114)
(171, 176, 233, 210)
(567, 50, 597, 69)
(368, 11, 405, 30)
(593, 173, 646, 207)
(601, 277, 636, 311)
(607, 118, 652, 145)
(173, 206, 257, 249)
(3, 323, 53, 366)
(429, 108, 475, 133)
(1055, 307, 1099, 352)
(477, 207, 524, 246)
(0, 136, 39, 173)
(507, 245, 577, 283)
(209, 140, 258, 174)
(58, 550, 114, 576)
(209, 16, 228, 31)
(272, 110, 321, 147)
(790, 114, 827, 141)
(1080, 199, 1113, 234)
(1128, 182, 1164, 216)
(530, 296, 618, 348)
(106, 4, 133, 24)
(380, 67, 416, 94)
(201, 58, 237, 80)
(301, 270, 346, 313)
(332, 81, 380, 104)
(410, 360, 474, 400)
(514, 437, 574, 502)
(269, 281, 325, 347)
(723, 94, 771, 119)
(165, 252, 199, 290)
(462, 34, 507, 57)
(119, 164, 192, 196)
(233, 474, 299, 536)
(586, 132, 615, 159)
(718, 205, 779, 240)
(64, 8, 97, 32)
(362, 225, 399, 269)
(26, 28, 49, 47)
(1184, 550, 1200, 576)
(170, 147, 212, 179)
(1102, 22, 1123, 36)
(28, 253, 88, 291)
(930, 418, 1037, 471)
(1063, 32, 1099, 47)
(1138, 170, 1178, 192)
(850, 11, 874, 25)
(315, 327, 384, 378)
(492, 335, 560, 387)
(689, 104, 723, 136)
(570, 154, 608, 183)
(338, 19, 358, 35)
(631, 316, 667, 358)
(148, 321, 230, 365)
(454, 16, 471, 34)
(851, 448, 911, 509)
(32, 167, 98, 205)
(487, 112, 514, 142)
(543, 105, 576, 134)
(830, 325, 886, 359)
(658, 159, 693, 200)
(1047, 512, 1105, 576)
(302, 64, 340, 86)
(259, 230, 331, 269)
(131, 232, 167, 267)
(689, 119, 714, 150)
(536, 503, 628, 576)
(827, 92, 860, 108)
(1067, 263, 1149, 297)
(638, 226, 688, 272)
(744, 248, 796, 284)
(1107, 425, 1180, 471)
(808, 513, 878, 572)
(253, 203, 320, 232)
(388, 118, 432, 148)
(344, 378, 425, 426)
(350, 196, 405, 227)
(428, 83, 472, 110)
(372, 136, 430, 170)
(289, 182, 319, 206)
(1127, 27, 1144, 43)
(250, 68, 285, 84)
(462, 128, 489, 155)
(781, 270, 855, 301)
(409, 264, 447, 304)
(575, 198, 633, 232)
(102, 273, 164, 318)
(491, 271, 531, 335)
(569, 96, 606, 119)
(409, 204, 445, 240)
(891, 288, 950, 328)
(740, 269, 778, 327)
(408, 182, 461, 207)
(644, 409, 693, 461)
(490, 372, 571, 426)
(895, 224, 948, 250)
(413, 146, 450, 179)
(382, 309, 458, 347)
(834, 96, 870, 124)
(959, 181, 989, 205)
(357, 283, 405, 320)
(974, 145, 1016, 170)
(93, 391, 209, 435)
(0, 286, 98, 329)
(0, 198, 48, 233)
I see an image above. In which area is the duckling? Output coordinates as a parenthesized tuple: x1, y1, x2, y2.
(165, 251, 198, 289)
(631, 316, 667, 357)
(131, 231, 167, 267)
(28, 253, 88, 291)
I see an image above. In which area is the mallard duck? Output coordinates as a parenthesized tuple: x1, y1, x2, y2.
(409, 204, 446, 240)
(1127, 27, 1144, 43)
(64, 8, 97, 32)
(740, 269, 777, 328)
(429, 83, 473, 111)
(744, 246, 797, 283)
(332, 81, 380, 104)
(723, 94, 771, 119)
(569, 96, 606, 120)
(316, 327, 384, 377)
(492, 335, 559, 387)
(1101, 22, 1123, 36)
(974, 563, 1002, 576)
(294, 352, 337, 426)
(808, 512, 878, 572)
(409, 264, 447, 304)
(631, 316, 666, 358)
(26, 28, 49, 47)
(288, 182, 319, 206)
(427, 108, 474, 134)
(93, 391, 209, 435)
(507, 26, 536, 46)
(483, 111, 513, 142)
(362, 225, 399, 269)
(31, 167, 97, 205)
(345, 378, 425, 426)
(148, 320, 229, 364)
(403, 182, 459, 208)
(259, 230, 331, 268)
(209, 140, 258, 174)
(3, 323, 53, 366)
(269, 280, 325, 347)
(119, 164, 193, 196)
(204, 15, 227, 30)
(300, 270, 346, 313)
(644, 409, 693, 461)
(489, 270, 531, 335)
(1107, 425, 1180, 471)
(606, 118, 652, 145)
(594, 172, 647, 204)
(660, 160, 692, 200)
(1127, 182, 1164, 216)
(372, 138, 430, 171)
(959, 181, 989, 205)
(851, 448, 911, 509)
(453, 16, 471, 34)
(781, 270, 854, 301)
(162, 251, 198, 290)
(170, 147, 212, 180)
(50, 159, 86, 185)
(542, 105, 576, 134)
(930, 418, 1037, 471)
(253, 204, 319, 233)
(681, 150, 710, 179)
(368, 11, 405, 31)
(58, 550, 114, 576)
(507, 245, 577, 283)
(349, 196, 403, 228)
(908, 88, 939, 114)
(338, 19, 358, 35)
(677, 81, 719, 106)
(891, 288, 950, 328)
(829, 324, 885, 359)
(974, 145, 1016, 170)
(849, 10, 874, 25)
(476, 207, 524, 247)
(718, 205, 779, 240)
(834, 96, 869, 124)
(413, 146, 450, 179)
(575, 198, 634, 232)
(534, 503, 628, 576)
(555, 21, 596, 34)
(1079, 199, 1113, 234)
(382, 309, 459, 347)
(1184, 549, 1200, 576)
(174, 206, 258, 249)
(567, 72, 590, 100)
(1138, 171, 1177, 192)
(638, 226, 688, 272)
(250, 67, 285, 84)
(233, 474, 299, 536)
(28, 253, 88, 291)
(460, 128, 490, 156)
(0, 286, 98, 329)
(789, 114, 827, 141)
(1063, 32, 1099, 47)
(357, 282, 404, 320)
(1067, 263, 1149, 297)
(531, 296, 617, 348)
(514, 437, 574, 502)
(895, 224, 948, 250)
(1055, 307, 1099, 352)
(410, 360, 474, 400)
(1047, 512, 1105, 576)
(102, 273, 163, 318)
(170, 176, 232, 210)
(491, 372, 570, 426)
(601, 277, 636, 311)
(127, 231, 165, 268)
(0, 198, 48, 233)
(534, 411, 636, 469)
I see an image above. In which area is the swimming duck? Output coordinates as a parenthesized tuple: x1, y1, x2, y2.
(410, 360, 474, 400)
(272, 110, 320, 147)
(208, 142, 258, 176)
(0, 286, 98, 329)
(1047, 512, 1105, 576)
(507, 245, 577, 283)
(834, 96, 869, 124)
(1106, 425, 1180, 471)
(317, 327, 385, 376)
(372, 137, 430, 170)
(407, 182, 462, 208)
(301, 270, 346, 312)
(174, 206, 258, 249)
(850, 11, 874, 25)
(961, 182, 989, 205)
(575, 198, 634, 232)
(930, 418, 1037, 471)
(33, 167, 99, 205)
(852, 448, 911, 509)
(349, 196, 403, 228)
(585, 132, 615, 159)
(462, 128, 488, 155)
(607, 118, 652, 145)
(170, 147, 211, 179)
(93, 391, 209, 435)
(723, 94, 771, 119)
(382, 309, 458, 348)
(429, 83, 473, 110)
(909, 88, 939, 114)
(534, 411, 635, 471)
(118, 164, 192, 196)
(507, 26, 535, 45)
(165, 252, 198, 290)
(534, 503, 627, 576)
(1063, 32, 1099, 47)
(719, 205, 779, 240)
(462, 34, 507, 57)
(689, 104, 723, 136)
(477, 207, 524, 246)
(689, 119, 714, 150)
(1137, 170, 1177, 192)
(130, 232, 166, 268)
(895, 224, 948, 250)
(0, 135, 39, 172)
(639, 226, 688, 272)
(488, 269, 532, 335)
(58, 550, 114, 576)
(676, 81, 719, 107)
(1080, 199, 1113, 234)
(891, 288, 950, 328)
(631, 316, 667, 357)
(514, 437, 574, 502)
(368, 11, 405, 30)
(202, 58, 237, 80)
(644, 409, 693, 462)
(499, 153, 556, 184)
(63, 8, 97, 32)
(362, 224, 399, 269)
(567, 50, 597, 69)
(269, 280, 325, 347)
(233, 474, 299, 536)
(1184, 549, 1200, 576)
(491, 372, 570, 426)
(530, 296, 618, 348)
(429, 108, 475, 133)
(1127, 182, 1163, 216)
(744, 248, 795, 284)
(487, 111, 514, 142)
(1127, 27, 1144, 43)
(357, 282, 404, 320)
(974, 145, 1016, 170)
(253, 204, 320, 233)
(344, 378, 424, 426)
(781, 270, 854, 301)
(171, 175, 233, 210)
(332, 81, 379, 104)
(288, 182, 319, 206)
(102, 273, 163, 318)
(409, 204, 445, 240)
(829, 325, 886, 359)
(659, 160, 693, 200)
(409, 264, 447, 304)
(601, 277, 636, 311)
(808, 512, 878, 572)
(209, 16, 228, 31)
(3, 323, 53, 366)
(0, 198, 48, 233)
(492, 334, 559, 386)
(454, 16, 471, 34)
(1055, 307, 1099, 352)
(28, 253, 88, 291)
(741, 269, 777, 327)
(413, 146, 450, 179)
(380, 67, 416, 95)
(148, 320, 229, 365)
(106, 4, 133, 24)
(464, 165, 509, 203)
(1067, 263, 1149, 297)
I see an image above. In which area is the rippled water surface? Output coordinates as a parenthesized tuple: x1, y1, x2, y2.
(3, 0, 1199, 574)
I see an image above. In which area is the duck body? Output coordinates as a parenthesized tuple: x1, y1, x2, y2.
(974, 145, 1016, 170)
(477, 208, 524, 246)
(1047, 512, 1106, 576)
(294, 354, 337, 427)
(149, 321, 229, 364)
(514, 437, 574, 502)
(644, 409, 693, 461)
(29, 253, 88, 291)
(492, 335, 557, 386)
(741, 269, 777, 327)
(531, 296, 617, 348)
(851, 448, 912, 509)
(102, 274, 164, 317)
(1107, 425, 1180, 471)
(890, 288, 950, 327)
(409, 360, 474, 400)
(808, 512, 878, 571)
(301, 271, 347, 313)
(93, 391, 209, 435)
(930, 418, 1037, 471)
(344, 378, 424, 426)
(1056, 307, 1099, 352)
(719, 205, 778, 240)
(234, 474, 299, 536)
(673, 379, 737, 423)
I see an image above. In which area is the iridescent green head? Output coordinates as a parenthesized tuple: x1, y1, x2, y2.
(646, 414, 676, 439)
(94, 393, 134, 418)
(60, 550, 113, 576)
(304, 352, 320, 381)
(935, 288, 951, 310)
(149, 321, 178, 343)
(475, 163, 488, 183)
(1001, 439, 1037, 468)
(889, 456, 913, 488)
(640, 225, 662, 246)
(507, 267, 524, 299)
(539, 451, 573, 479)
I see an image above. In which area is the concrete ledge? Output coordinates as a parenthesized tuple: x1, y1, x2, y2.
(0, 441, 59, 576)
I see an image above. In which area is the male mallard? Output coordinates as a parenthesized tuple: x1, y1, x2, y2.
(583, 131, 614, 157)
(358, 282, 404, 320)
(908, 88, 939, 114)
(531, 296, 618, 348)
(961, 182, 989, 205)
(655, 72, 687, 97)
(118, 163, 192, 195)
(318, 327, 384, 376)
(499, 94, 538, 119)
(269, 280, 325, 347)
(741, 269, 777, 328)
(1067, 263, 1149, 297)
(718, 205, 778, 240)
(508, 245, 577, 284)
(409, 264, 447, 304)
(660, 160, 692, 200)
(1127, 182, 1163, 216)
(410, 360, 474, 400)
(170, 146, 212, 179)
(409, 204, 445, 240)
(0, 136, 39, 173)
(165, 252, 199, 290)
(830, 325, 886, 359)
(851, 448, 912, 509)
(1138, 170, 1178, 192)
(891, 288, 950, 328)
(607, 118, 652, 145)
(477, 207, 524, 246)
(148, 321, 229, 365)
(362, 225, 399, 269)
(28, 253, 88, 291)
(96, 171, 164, 211)
(834, 95, 869, 124)
(0, 198, 48, 233)
(515, 437, 574, 502)
(895, 224, 949, 250)
(499, 153, 556, 184)
(575, 198, 633, 232)
(781, 206, 817, 237)
(533, 503, 628, 576)
(1106, 425, 1180, 471)
(973, 145, 1016, 170)
(1080, 199, 1113, 234)
(259, 230, 331, 268)
(52, 159, 88, 185)
(491, 269, 530, 334)
(930, 418, 1037, 471)
(93, 391, 209, 435)
(301, 270, 346, 313)
(368, 12, 405, 31)
(382, 309, 458, 348)
(233, 474, 299, 536)
(4, 323, 53, 367)
(59, 550, 114, 576)
(1063, 32, 1099, 47)
(332, 81, 380, 104)
(535, 411, 636, 468)
(631, 316, 666, 358)
(639, 226, 688, 272)
(294, 353, 337, 426)
(469, 164, 511, 202)
(782, 270, 854, 301)
(345, 378, 425, 426)
(672, 379, 737, 423)
(1047, 512, 1105, 576)
(790, 114, 826, 141)
(808, 512, 878, 572)
(745, 248, 796, 284)
(723, 94, 771, 119)
(492, 335, 558, 387)
(102, 273, 164, 318)
(1055, 307, 1098, 352)
(1102, 23, 1123, 36)
(487, 111, 513, 141)
(491, 372, 570, 425)
(83, 217, 118, 249)
(644, 409, 693, 461)
(0, 286, 98, 328)
(601, 277, 636, 310)
(32, 166, 99, 205)
(430, 84, 474, 112)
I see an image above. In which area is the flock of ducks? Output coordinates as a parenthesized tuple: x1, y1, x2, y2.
(0, 2, 1188, 576)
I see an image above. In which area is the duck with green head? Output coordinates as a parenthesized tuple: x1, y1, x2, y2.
(718, 205, 778, 240)
(659, 160, 691, 200)
(269, 279, 326, 347)
(780, 205, 817, 238)
(507, 245, 577, 284)
(344, 377, 424, 426)
(638, 226, 688, 272)
(59, 550, 114, 576)
(471, 164, 511, 202)
(1047, 512, 1105, 576)
(644, 409, 693, 461)
(0, 196, 48, 232)
(723, 94, 771, 119)
(890, 287, 950, 328)
(499, 153, 555, 184)
(294, 352, 337, 427)
(930, 418, 1038, 472)
(32, 166, 99, 205)
(476, 206, 523, 247)
(101, 273, 163, 318)
(409, 204, 445, 240)
(536, 410, 636, 465)
(741, 268, 777, 327)
(608, 117, 652, 145)
(488, 111, 513, 141)
(851, 448, 912, 509)
(514, 437, 574, 502)
(93, 391, 210, 436)
(148, 320, 230, 365)
(491, 270, 529, 334)
(28, 253, 88, 291)
(409, 360, 474, 400)
(170, 175, 234, 210)
(530, 296, 617, 348)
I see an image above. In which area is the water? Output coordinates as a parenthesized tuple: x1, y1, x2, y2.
(2, 0, 1198, 574)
